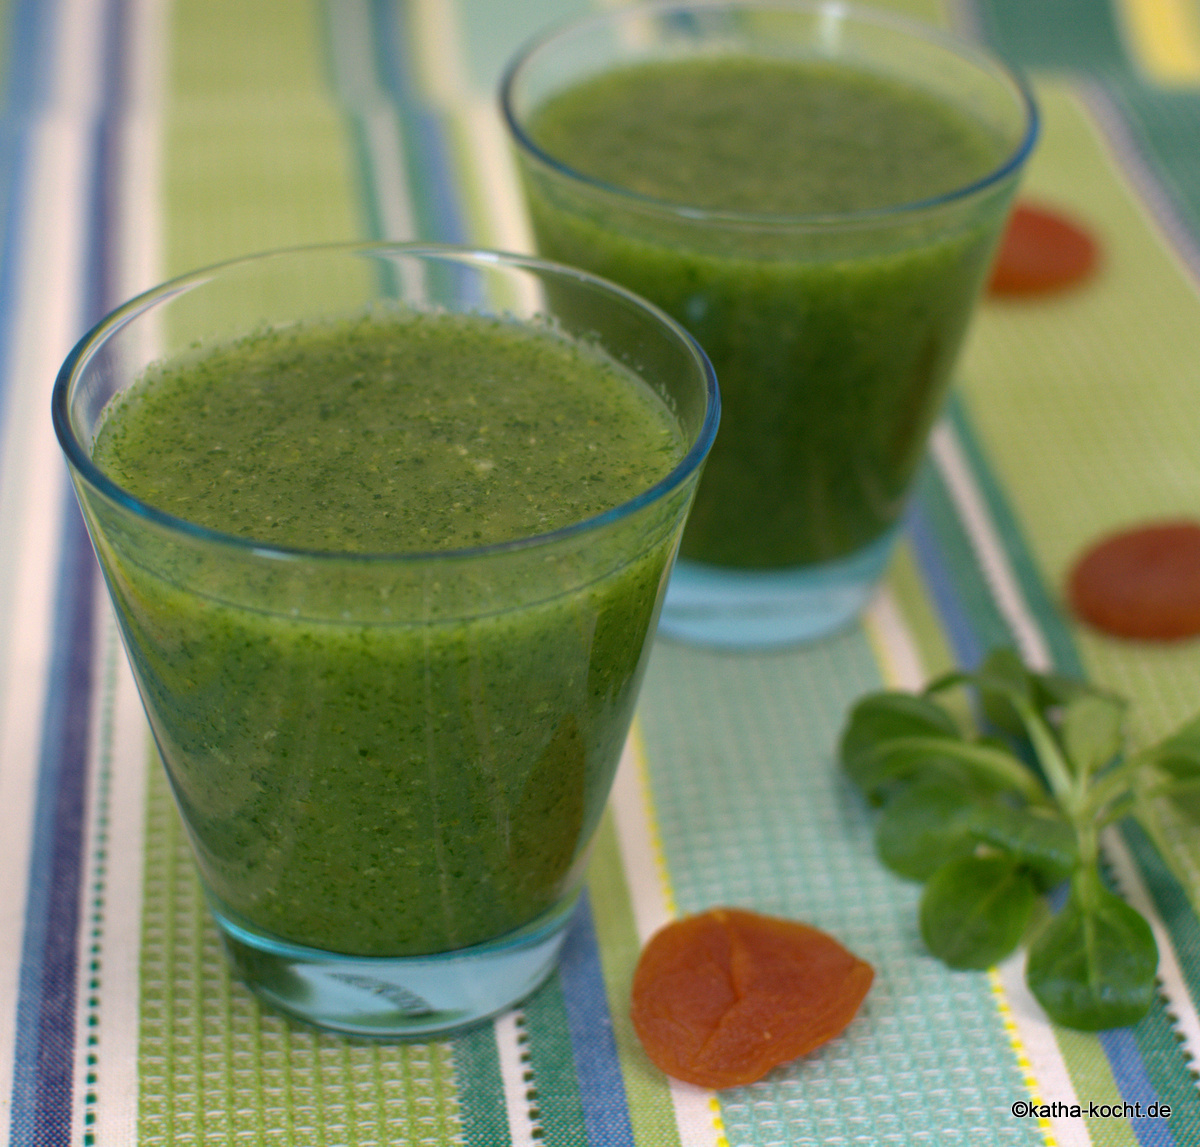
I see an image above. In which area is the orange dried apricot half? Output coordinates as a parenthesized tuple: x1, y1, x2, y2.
(988, 202, 1099, 296)
(1068, 520, 1200, 640)
(630, 907, 874, 1089)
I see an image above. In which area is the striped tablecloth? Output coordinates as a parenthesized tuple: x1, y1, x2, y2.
(5, 0, 1200, 1143)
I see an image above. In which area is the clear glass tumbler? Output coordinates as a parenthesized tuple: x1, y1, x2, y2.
(502, 0, 1037, 647)
(52, 243, 718, 1037)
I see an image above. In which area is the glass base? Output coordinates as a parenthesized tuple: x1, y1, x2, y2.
(659, 529, 899, 649)
(212, 893, 580, 1039)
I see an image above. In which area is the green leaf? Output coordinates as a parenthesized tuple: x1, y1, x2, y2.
(838, 691, 960, 799)
(1167, 785, 1200, 823)
(1060, 694, 1125, 782)
(973, 648, 1041, 737)
(1142, 713, 1200, 781)
(1025, 872, 1158, 1031)
(874, 781, 977, 880)
(970, 649, 1095, 743)
(919, 855, 1039, 969)
(964, 803, 1077, 888)
(864, 737, 1046, 804)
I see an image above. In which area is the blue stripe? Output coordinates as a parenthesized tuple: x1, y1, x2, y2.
(4, 0, 58, 116)
(370, 0, 468, 244)
(556, 892, 636, 1147)
(0, 0, 57, 489)
(1097, 1028, 1178, 1146)
(906, 492, 985, 670)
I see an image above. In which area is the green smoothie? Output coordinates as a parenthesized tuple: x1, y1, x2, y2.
(91, 311, 686, 957)
(521, 56, 1016, 567)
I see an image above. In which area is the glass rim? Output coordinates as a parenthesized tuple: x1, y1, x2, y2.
(52, 240, 721, 565)
(499, 0, 1039, 229)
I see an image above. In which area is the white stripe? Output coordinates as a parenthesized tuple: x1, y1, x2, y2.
(363, 104, 418, 242)
(610, 734, 674, 941)
(862, 585, 928, 691)
(610, 732, 726, 1147)
(48, 0, 107, 113)
(929, 419, 1053, 671)
(458, 96, 535, 254)
(410, 0, 470, 107)
(992, 949, 1091, 1146)
(493, 1008, 543, 1145)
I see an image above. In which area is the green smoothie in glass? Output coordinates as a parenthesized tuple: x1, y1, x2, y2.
(91, 312, 683, 958)
(502, 1, 1036, 646)
(54, 244, 717, 1036)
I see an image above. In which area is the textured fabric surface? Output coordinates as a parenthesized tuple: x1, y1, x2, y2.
(5, 1, 1200, 1144)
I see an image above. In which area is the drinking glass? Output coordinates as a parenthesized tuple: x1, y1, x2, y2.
(502, 0, 1037, 646)
(53, 243, 718, 1037)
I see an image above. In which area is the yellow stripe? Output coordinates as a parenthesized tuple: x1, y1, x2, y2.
(1116, 0, 1200, 84)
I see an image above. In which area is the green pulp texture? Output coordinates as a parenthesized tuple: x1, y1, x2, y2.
(95, 312, 682, 552)
(91, 312, 686, 956)
(524, 56, 1016, 568)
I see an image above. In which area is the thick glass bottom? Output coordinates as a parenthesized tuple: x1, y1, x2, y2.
(212, 892, 580, 1039)
(659, 528, 899, 648)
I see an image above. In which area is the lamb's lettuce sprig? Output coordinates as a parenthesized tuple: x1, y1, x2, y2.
(839, 648, 1195, 1031)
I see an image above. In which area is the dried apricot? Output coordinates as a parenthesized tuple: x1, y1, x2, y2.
(1068, 520, 1200, 640)
(988, 202, 1099, 296)
(630, 907, 873, 1089)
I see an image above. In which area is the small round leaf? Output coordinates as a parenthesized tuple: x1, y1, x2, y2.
(920, 855, 1038, 970)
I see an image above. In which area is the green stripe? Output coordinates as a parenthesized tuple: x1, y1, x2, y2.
(949, 72, 1200, 1115)
(521, 976, 590, 1144)
(926, 295, 1200, 1147)
(138, 761, 468, 1145)
(945, 398, 1083, 676)
(973, 0, 1128, 73)
(635, 638, 1040, 1144)
(450, 1024, 512, 1147)
(586, 812, 682, 1147)
(164, 0, 360, 275)
(1125, 988, 1200, 1142)
(918, 406, 1199, 1138)
(346, 111, 388, 242)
